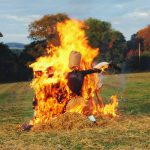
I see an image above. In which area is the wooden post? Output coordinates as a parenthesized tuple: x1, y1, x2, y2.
(139, 42, 141, 64)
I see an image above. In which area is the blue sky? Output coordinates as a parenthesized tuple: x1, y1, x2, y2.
(0, 0, 150, 44)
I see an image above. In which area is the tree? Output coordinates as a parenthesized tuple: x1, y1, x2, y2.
(85, 18, 112, 50)
(28, 15, 127, 65)
(26, 14, 70, 80)
(0, 43, 19, 82)
(127, 34, 144, 52)
(107, 30, 126, 64)
(84, 18, 126, 63)
(28, 13, 69, 46)
(124, 27, 150, 72)
(19, 40, 47, 65)
(18, 40, 48, 80)
(124, 51, 150, 72)
(0, 32, 3, 37)
(137, 25, 150, 52)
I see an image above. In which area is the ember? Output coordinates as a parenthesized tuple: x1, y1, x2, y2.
(29, 19, 119, 126)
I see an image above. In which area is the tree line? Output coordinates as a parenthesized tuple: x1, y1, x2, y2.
(0, 13, 150, 83)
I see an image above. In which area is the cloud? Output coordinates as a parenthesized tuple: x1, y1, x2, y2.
(1, 14, 42, 23)
(114, 3, 126, 9)
(111, 21, 121, 25)
(127, 11, 150, 18)
(1, 0, 150, 43)
(110, 10, 150, 29)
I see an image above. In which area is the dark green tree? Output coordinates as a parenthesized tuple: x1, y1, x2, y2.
(0, 43, 19, 82)
(19, 40, 47, 80)
(85, 18, 111, 50)
(127, 34, 144, 53)
(84, 18, 126, 64)
(107, 30, 126, 64)
(0, 32, 3, 37)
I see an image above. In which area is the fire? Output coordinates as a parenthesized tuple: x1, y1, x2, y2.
(29, 19, 119, 125)
(103, 95, 118, 117)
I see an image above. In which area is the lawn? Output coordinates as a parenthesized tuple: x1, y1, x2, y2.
(0, 73, 150, 150)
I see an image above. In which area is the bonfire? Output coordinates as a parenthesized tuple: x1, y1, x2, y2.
(24, 19, 119, 130)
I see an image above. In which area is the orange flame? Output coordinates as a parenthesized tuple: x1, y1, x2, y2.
(103, 95, 118, 117)
(29, 19, 119, 125)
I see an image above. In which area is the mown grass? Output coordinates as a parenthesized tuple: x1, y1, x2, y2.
(0, 73, 150, 150)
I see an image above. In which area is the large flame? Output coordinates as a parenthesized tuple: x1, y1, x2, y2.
(29, 19, 118, 125)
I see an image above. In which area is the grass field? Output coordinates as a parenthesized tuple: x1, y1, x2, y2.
(0, 73, 150, 150)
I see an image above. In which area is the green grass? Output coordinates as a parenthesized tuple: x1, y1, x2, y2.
(0, 73, 150, 150)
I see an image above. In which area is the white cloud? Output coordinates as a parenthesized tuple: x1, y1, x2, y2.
(1, 14, 42, 23)
(127, 11, 150, 18)
(114, 4, 126, 9)
(111, 20, 121, 25)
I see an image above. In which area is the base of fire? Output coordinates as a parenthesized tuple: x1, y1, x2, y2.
(22, 94, 118, 131)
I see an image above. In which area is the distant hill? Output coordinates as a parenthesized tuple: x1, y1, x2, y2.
(6, 42, 25, 50)
(6, 42, 25, 55)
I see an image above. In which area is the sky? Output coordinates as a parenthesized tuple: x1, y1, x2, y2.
(0, 0, 150, 44)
